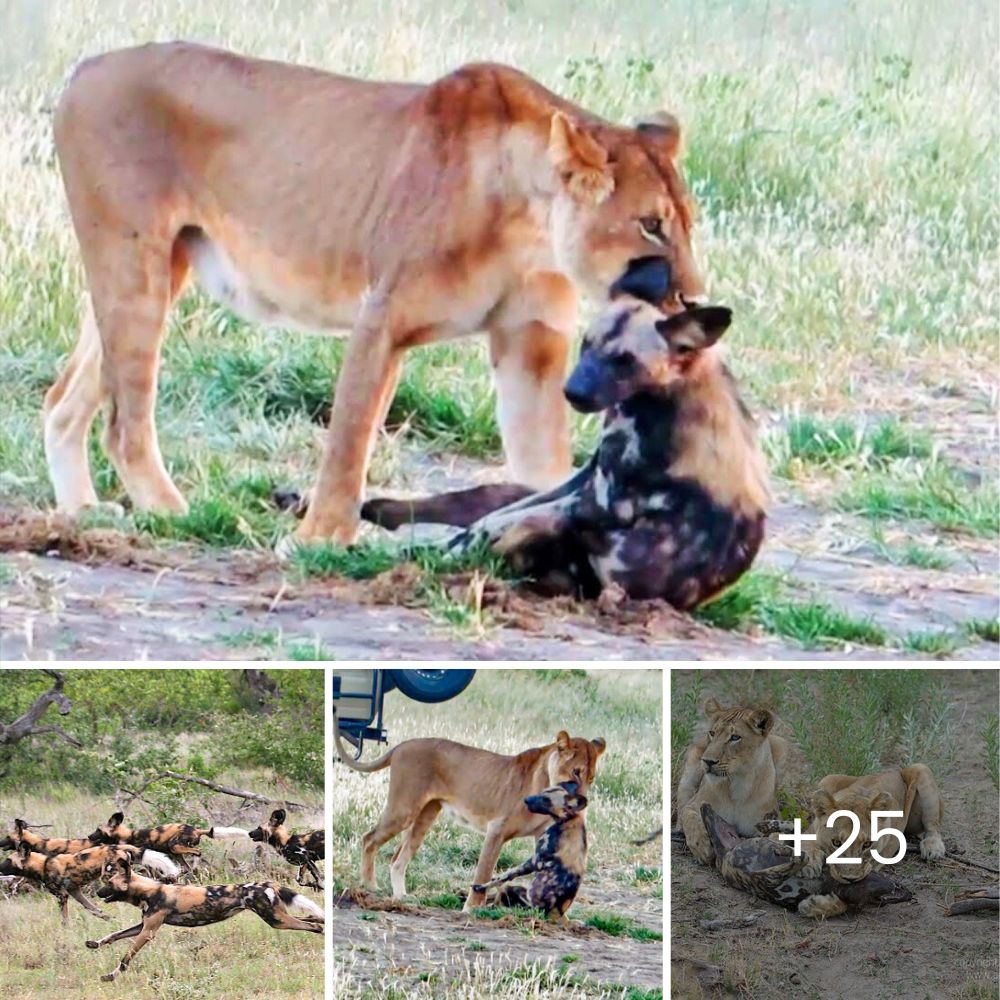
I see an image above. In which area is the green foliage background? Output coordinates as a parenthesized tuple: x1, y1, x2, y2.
(0, 668, 323, 794)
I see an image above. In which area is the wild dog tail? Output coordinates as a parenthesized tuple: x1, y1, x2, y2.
(333, 708, 395, 773)
(206, 827, 251, 840)
(138, 849, 181, 879)
(278, 885, 325, 920)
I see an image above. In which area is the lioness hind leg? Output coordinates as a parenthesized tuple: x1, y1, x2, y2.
(901, 764, 946, 860)
(388, 800, 442, 898)
(44, 302, 108, 513)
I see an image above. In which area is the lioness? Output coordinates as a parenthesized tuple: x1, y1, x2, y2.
(46, 43, 705, 547)
(676, 698, 788, 865)
(333, 715, 605, 909)
(794, 765, 946, 917)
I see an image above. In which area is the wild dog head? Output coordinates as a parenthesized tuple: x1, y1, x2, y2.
(524, 781, 589, 821)
(88, 812, 127, 845)
(97, 854, 134, 901)
(545, 732, 606, 794)
(248, 809, 287, 846)
(0, 842, 35, 876)
(547, 112, 704, 312)
(564, 299, 732, 413)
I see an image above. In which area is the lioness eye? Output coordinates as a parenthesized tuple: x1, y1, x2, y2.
(832, 839, 842, 848)
(728, 734, 740, 742)
(639, 216, 663, 238)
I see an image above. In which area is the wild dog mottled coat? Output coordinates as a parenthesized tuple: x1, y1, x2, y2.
(248, 808, 325, 889)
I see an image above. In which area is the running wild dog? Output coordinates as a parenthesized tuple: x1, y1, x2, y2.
(472, 781, 588, 921)
(88, 854, 323, 981)
(248, 808, 325, 890)
(87, 811, 248, 872)
(363, 300, 769, 607)
(0, 842, 178, 921)
(1, 817, 94, 855)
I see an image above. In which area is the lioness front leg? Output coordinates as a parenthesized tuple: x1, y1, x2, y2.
(288, 301, 402, 549)
(798, 893, 848, 919)
(680, 802, 716, 865)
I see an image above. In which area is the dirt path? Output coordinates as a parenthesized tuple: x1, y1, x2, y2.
(670, 670, 1000, 999)
(332, 883, 662, 993)
(1, 503, 996, 660)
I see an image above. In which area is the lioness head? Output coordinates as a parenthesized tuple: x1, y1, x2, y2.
(547, 112, 704, 311)
(810, 788, 894, 883)
(546, 731, 606, 793)
(700, 698, 774, 778)
(564, 299, 732, 412)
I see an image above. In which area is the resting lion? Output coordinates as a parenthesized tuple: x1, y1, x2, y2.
(794, 765, 945, 917)
(675, 698, 789, 865)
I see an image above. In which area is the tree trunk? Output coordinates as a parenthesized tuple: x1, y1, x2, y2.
(0, 670, 82, 747)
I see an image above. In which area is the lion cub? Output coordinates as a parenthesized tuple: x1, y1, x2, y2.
(676, 698, 788, 865)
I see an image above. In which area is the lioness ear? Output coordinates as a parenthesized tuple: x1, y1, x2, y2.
(549, 112, 614, 205)
(870, 791, 894, 812)
(636, 111, 683, 159)
(702, 698, 723, 719)
(749, 708, 774, 736)
(812, 790, 836, 817)
(591, 737, 606, 756)
(556, 731, 571, 750)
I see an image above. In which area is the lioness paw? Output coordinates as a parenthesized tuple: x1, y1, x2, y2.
(920, 831, 946, 861)
(798, 893, 846, 919)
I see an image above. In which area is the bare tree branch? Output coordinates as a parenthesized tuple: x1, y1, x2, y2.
(0, 670, 82, 747)
(121, 771, 317, 812)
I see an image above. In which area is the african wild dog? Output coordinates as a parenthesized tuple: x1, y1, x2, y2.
(1, 817, 94, 855)
(87, 811, 248, 873)
(0, 842, 178, 921)
(363, 299, 769, 607)
(87, 854, 323, 981)
(472, 782, 588, 922)
(248, 809, 324, 890)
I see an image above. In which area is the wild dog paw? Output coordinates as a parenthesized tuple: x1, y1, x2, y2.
(920, 831, 946, 861)
(798, 893, 846, 919)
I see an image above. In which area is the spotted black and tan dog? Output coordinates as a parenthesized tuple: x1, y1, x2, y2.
(1, 817, 95, 855)
(248, 808, 324, 890)
(87, 811, 248, 874)
(86, 854, 323, 981)
(363, 299, 769, 608)
(471, 782, 588, 922)
(0, 842, 178, 921)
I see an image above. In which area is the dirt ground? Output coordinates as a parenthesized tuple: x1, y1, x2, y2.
(670, 670, 1000, 1000)
(332, 882, 663, 994)
(0, 495, 996, 660)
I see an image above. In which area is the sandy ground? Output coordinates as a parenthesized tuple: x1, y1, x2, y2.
(332, 882, 663, 994)
(1, 494, 996, 660)
(670, 670, 1000, 1000)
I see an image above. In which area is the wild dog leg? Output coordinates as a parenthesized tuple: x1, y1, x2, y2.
(472, 855, 538, 892)
(465, 821, 508, 911)
(86, 922, 144, 949)
(70, 887, 110, 919)
(362, 484, 536, 530)
(100, 911, 166, 981)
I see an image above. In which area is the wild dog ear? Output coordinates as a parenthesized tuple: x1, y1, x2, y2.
(17, 841, 31, 859)
(572, 793, 589, 811)
(548, 113, 614, 205)
(556, 731, 571, 750)
(269, 809, 286, 826)
(13, 818, 27, 833)
(116, 855, 132, 874)
(749, 709, 774, 736)
(812, 790, 837, 818)
(657, 307, 733, 352)
(108, 812, 124, 827)
(591, 737, 606, 756)
(636, 111, 683, 159)
(560, 781, 580, 795)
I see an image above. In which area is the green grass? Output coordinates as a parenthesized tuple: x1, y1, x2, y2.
(869, 524, 954, 570)
(838, 464, 1000, 537)
(966, 618, 1000, 643)
(582, 913, 662, 942)
(901, 629, 966, 657)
